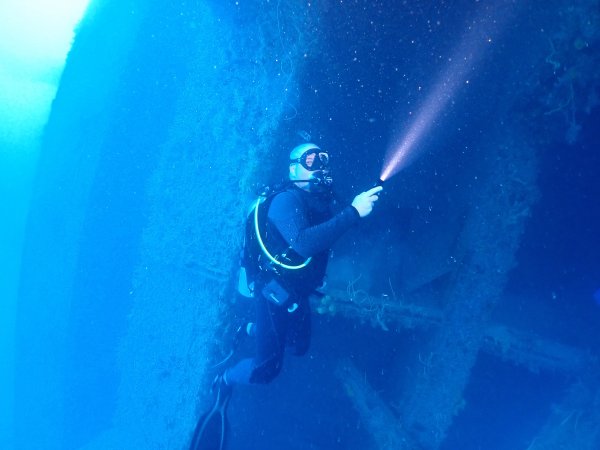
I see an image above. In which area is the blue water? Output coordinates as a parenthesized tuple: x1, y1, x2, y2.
(8, 0, 600, 449)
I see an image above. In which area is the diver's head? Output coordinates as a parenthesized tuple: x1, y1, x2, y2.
(288, 143, 332, 193)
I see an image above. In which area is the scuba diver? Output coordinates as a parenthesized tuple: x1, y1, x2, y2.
(189, 142, 382, 450)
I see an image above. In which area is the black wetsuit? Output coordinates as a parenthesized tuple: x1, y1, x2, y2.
(226, 186, 359, 384)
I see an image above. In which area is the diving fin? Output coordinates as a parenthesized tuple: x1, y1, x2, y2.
(189, 375, 233, 450)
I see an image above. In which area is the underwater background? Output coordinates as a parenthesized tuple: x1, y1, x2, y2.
(2, 0, 599, 449)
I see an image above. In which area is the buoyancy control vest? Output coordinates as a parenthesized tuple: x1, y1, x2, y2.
(238, 183, 312, 300)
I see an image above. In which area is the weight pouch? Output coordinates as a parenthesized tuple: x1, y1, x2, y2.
(261, 279, 290, 307)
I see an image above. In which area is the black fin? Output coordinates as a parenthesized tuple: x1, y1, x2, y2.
(189, 378, 233, 450)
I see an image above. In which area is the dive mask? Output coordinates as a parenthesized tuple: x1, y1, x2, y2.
(290, 149, 330, 171)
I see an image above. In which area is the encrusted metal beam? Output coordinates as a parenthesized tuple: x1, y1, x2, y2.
(334, 359, 406, 450)
(314, 292, 594, 375)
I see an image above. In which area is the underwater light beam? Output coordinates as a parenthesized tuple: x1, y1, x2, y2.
(380, 10, 500, 182)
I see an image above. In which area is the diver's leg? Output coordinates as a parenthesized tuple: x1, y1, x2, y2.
(249, 295, 288, 383)
(225, 294, 288, 385)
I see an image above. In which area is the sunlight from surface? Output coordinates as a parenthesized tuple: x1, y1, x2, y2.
(0, 0, 90, 150)
(0, 0, 89, 66)
(0, 1, 89, 448)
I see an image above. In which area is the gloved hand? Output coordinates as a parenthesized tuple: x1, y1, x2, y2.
(351, 186, 383, 218)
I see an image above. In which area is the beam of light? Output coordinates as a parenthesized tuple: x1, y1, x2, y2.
(380, 6, 504, 182)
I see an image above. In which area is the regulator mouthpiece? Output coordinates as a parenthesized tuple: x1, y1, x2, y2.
(311, 171, 333, 187)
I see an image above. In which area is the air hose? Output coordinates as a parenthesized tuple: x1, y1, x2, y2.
(253, 197, 311, 270)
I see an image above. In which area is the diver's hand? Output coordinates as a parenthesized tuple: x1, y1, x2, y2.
(351, 186, 383, 218)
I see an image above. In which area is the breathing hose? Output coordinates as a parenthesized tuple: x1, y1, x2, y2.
(253, 197, 311, 270)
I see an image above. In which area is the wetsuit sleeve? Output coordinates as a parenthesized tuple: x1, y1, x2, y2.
(268, 191, 360, 258)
